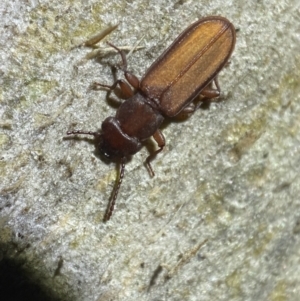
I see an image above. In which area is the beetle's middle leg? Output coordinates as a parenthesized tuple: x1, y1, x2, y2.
(94, 78, 134, 98)
(145, 129, 165, 177)
(93, 42, 140, 98)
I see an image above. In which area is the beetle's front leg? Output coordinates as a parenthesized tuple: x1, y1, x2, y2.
(145, 129, 165, 177)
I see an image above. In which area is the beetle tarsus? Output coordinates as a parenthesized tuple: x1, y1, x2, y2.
(107, 41, 128, 70)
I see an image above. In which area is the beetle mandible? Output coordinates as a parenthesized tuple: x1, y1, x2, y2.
(67, 16, 236, 221)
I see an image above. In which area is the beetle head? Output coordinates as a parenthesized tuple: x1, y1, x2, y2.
(98, 117, 142, 160)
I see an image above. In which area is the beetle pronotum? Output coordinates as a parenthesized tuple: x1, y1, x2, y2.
(67, 16, 236, 221)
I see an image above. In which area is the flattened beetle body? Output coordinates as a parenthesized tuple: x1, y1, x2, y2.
(67, 16, 236, 221)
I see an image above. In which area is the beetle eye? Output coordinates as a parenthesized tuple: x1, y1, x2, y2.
(102, 150, 111, 159)
(97, 135, 111, 159)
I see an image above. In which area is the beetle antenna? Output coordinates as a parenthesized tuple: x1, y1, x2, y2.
(104, 157, 126, 222)
(66, 130, 101, 137)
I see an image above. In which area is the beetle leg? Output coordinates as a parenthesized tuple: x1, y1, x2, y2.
(175, 103, 197, 118)
(175, 77, 222, 119)
(180, 77, 222, 116)
(145, 129, 165, 177)
(94, 79, 134, 98)
(93, 42, 140, 97)
(106, 42, 140, 89)
(200, 77, 221, 100)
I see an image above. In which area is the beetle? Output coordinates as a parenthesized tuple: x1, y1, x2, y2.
(67, 16, 236, 221)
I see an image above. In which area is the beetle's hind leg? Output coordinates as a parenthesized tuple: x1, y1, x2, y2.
(200, 77, 221, 100)
(145, 129, 166, 177)
(176, 77, 222, 118)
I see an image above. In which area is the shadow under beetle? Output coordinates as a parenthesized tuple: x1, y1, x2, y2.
(67, 16, 236, 221)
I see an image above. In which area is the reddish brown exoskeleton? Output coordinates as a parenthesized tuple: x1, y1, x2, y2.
(67, 16, 236, 221)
